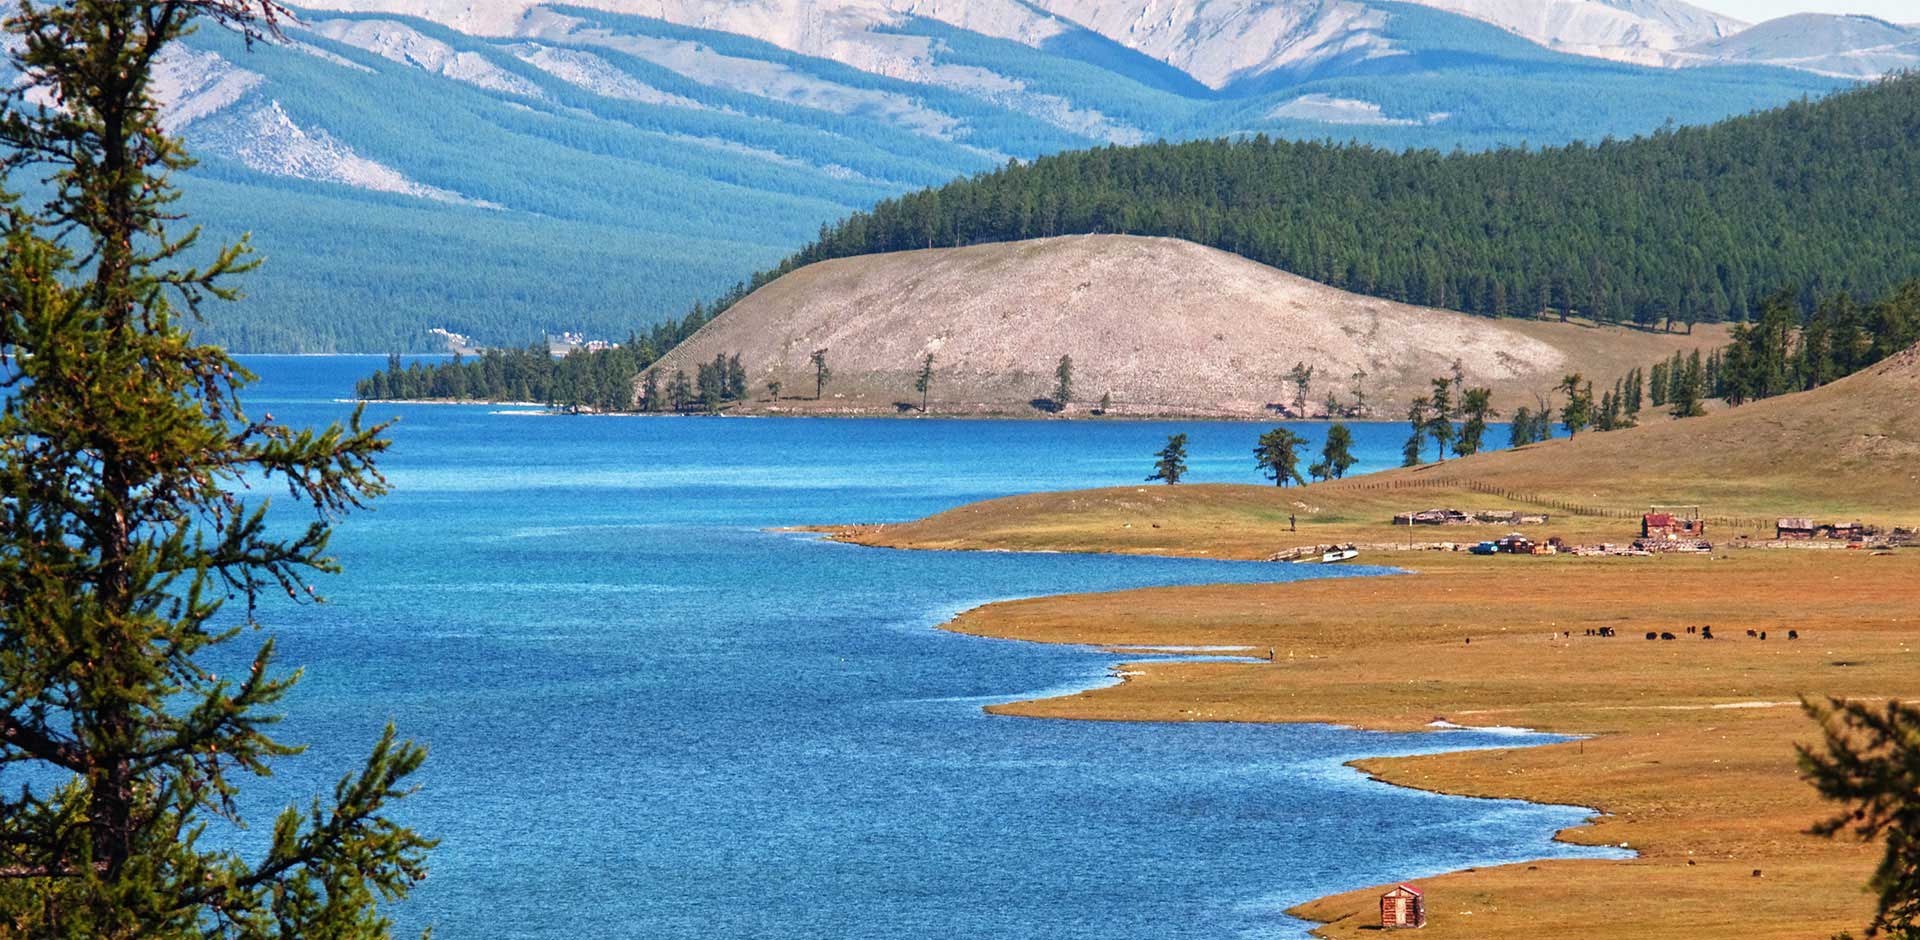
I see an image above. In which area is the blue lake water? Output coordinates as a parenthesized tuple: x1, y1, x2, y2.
(216, 356, 1623, 939)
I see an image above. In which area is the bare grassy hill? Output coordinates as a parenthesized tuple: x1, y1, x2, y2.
(1399, 341, 1920, 520)
(648, 235, 1727, 418)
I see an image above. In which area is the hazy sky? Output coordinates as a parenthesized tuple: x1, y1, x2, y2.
(1689, 0, 1917, 23)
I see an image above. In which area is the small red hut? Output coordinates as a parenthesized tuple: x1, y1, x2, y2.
(1381, 883, 1427, 929)
(1643, 509, 1705, 540)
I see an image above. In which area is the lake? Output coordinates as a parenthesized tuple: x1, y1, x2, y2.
(225, 356, 1622, 939)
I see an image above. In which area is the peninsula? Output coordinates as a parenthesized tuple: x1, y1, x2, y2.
(825, 344, 1920, 938)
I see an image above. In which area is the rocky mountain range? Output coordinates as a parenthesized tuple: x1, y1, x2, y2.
(85, 0, 1911, 350)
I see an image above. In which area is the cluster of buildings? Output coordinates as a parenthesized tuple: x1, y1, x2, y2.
(1394, 508, 1550, 527)
(1774, 518, 1869, 541)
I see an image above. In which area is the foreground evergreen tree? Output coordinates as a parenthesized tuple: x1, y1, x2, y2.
(1052, 355, 1073, 411)
(1800, 697, 1920, 939)
(0, 0, 432, 935)
(1148, 434, 1188, 485)
(1254, 428, 1309, 487)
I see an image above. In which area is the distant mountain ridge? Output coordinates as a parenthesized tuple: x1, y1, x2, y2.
(65, 0, 1894, 350)
(1676, 14, 1920, 78)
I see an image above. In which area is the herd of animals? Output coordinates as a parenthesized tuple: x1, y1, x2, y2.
(1576, 625, 1803, 641)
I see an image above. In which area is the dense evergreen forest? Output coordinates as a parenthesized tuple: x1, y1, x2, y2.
(352, 299, 731, 411)
(749, 74, 1920, 329)
(1497, 279, 1920, 450)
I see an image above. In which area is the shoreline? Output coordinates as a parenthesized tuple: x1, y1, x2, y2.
(341, 397, 1419, 423)
(840, 524, 1912, 938)
(901, 552, 1630, 937)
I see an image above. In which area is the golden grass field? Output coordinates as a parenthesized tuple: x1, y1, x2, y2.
(820, 346, 1920, 939)
(934, 551, 1920, 940)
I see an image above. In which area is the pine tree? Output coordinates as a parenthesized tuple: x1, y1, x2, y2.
(0, 0, 433, 933)
(914, 353, 935, 412)
(1671, 350, 1706, 418)
(1053, 354, 1073, 410)
(726, 352, 748, 401)
(1287, 362, 1315, 415)
(1148, 434, 1189, 484)
(1426, 378, 1455, 461)
(1509, 407, 1536, 447)
(1455, 387, 1493, 456)
(811, 348, 832, 399)
(669, 369, 694, 411)
(1558, 374, 1592, 437)
(1255, 428, 1309, 487)
(1403, 397, 1432, 467)
(1799, 697, 1920, 940)
(641, 370, 660, 412)
(1310, 423, 1359, 481)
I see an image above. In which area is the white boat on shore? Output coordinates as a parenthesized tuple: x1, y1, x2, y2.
(1288, 548, 1360, 565)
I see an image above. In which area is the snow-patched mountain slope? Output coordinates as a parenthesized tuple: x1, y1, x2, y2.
(1679, 14, 1920, 79)
(290, 0, 1888, 90)
(1404, 0, 1743, 65)
(292, 0, 1401, 91)
(153, 45, 487, 204)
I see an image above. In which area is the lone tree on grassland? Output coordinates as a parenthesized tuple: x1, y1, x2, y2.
(1799, 696, 1920, 939)
(914, 353, 935, 412)
(1053, 354, 1074, 410)
(1254, 428, 1309, 487)
(0, 0, 433, 934)
(811, 348, 833, 399)
(1148, 434, 1189, 484)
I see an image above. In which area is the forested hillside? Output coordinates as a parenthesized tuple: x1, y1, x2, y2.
(750, 75, 1920, 330)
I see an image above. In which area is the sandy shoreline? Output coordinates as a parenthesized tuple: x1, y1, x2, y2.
(834, 521, 1917, 938)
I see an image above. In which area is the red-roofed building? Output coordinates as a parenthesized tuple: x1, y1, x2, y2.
(1381, 883, 1427, 929)
(1644, 508, 1706, 540)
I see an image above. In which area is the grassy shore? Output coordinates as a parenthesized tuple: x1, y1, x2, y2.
(822, 469, 1920, 937)
(931, 549, 1920, 939)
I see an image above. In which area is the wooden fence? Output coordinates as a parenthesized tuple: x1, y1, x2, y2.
(1319, 475, 1780, 533)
